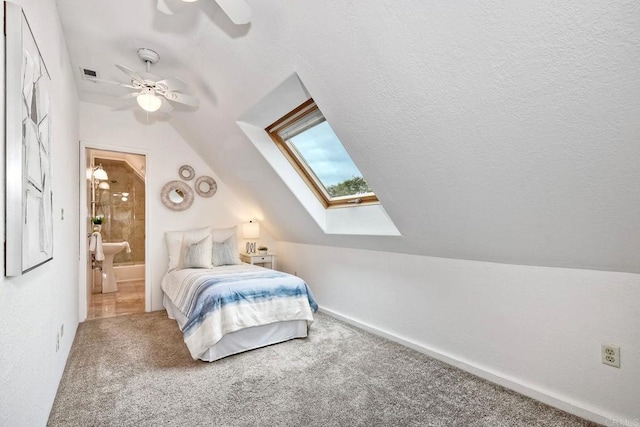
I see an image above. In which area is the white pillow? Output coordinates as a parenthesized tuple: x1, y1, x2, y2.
(179, 234, 213, 270)
(212, 235, 241, 266)
(165, 226, 211, 271)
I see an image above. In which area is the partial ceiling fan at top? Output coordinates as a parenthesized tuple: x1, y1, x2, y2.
(87, 48, 200, 114)
(157, 0, 251, 25)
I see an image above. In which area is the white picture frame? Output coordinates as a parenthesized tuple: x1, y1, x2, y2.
(5, 4, 53, 276)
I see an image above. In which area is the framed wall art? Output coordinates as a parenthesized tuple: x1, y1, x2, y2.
(5, 4, 53, 276)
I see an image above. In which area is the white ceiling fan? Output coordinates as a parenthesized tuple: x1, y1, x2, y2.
(87, 48, 200, 113)
(156, 0, 251, 25)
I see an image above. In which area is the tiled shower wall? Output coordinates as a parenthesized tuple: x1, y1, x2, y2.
(94, 158, 145, 264)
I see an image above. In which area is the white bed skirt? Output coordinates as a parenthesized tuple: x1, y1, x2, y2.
(163, 294, 308, 362)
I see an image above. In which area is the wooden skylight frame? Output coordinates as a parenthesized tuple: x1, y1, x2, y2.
(265, 99, 378, 209)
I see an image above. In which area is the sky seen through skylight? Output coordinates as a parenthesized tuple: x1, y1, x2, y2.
(289, 121, 364, 188)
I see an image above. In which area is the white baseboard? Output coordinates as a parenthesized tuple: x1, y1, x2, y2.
(318, 306, 620, 427)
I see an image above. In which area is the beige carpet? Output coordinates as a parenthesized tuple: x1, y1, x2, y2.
(48, 311, 596, 426)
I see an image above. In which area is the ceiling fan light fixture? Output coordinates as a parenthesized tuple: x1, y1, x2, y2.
(136, 88, 162, 112)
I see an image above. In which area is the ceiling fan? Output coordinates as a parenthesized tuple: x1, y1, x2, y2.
(87, 48, 200, 113)
(156, 0, 251, 25)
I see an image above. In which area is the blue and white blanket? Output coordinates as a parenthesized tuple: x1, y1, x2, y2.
(162, 264, 318, 359)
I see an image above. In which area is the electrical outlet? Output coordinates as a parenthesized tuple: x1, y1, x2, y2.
(602, 344, 620, 368)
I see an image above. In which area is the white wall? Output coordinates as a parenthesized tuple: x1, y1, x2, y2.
(79, 102, 260, 311)
(277, 242, 640, 425)
(0, 0, 80, 425)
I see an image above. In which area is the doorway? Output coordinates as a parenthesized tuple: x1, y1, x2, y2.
(80, 145, 148, 321)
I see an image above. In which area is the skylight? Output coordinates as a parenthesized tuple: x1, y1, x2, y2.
(266, 99, 377, 208)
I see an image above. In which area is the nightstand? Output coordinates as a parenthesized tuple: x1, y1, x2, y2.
(240, 253, 277, 270)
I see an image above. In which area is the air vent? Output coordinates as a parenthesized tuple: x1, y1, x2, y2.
(79, 67, 99, 81)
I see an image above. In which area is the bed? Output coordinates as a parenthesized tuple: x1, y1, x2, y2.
(161, 263, 318, 362)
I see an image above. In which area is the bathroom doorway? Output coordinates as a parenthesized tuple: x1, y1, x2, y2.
(81, 146, 147, 321)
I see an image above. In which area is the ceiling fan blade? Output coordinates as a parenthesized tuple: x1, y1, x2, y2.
(156, 78, 187, 93)
(118, 92, 140, 100)
(86, 77, 137, 89)
(157, 0, 189, 15)
(158, 99, 174, 113)
(140, 72, 162, 82)
(163, 91, 200, 107)
(215, 0, 251, 25)
(115, 64, 145, 85)
(157, 0, 176, 15)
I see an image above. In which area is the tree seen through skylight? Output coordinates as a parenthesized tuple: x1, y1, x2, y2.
(289, 121, 373, 197)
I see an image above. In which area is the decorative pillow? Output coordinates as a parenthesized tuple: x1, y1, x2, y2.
(212, 235, 241, 266)
(179, 234, 213, 270)
(165, 226, 211, 271)
(211, 225, 237, 243)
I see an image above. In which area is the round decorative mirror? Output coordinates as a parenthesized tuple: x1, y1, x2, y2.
(169, 189, 185, 204)
(161, 180, 194, 211)
(178, 165, 195, 181)
(195, 175, 217, 198)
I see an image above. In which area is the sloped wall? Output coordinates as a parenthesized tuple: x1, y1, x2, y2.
(0, 0, 80, 425)
(278, 242, 640, 425)
(154, 0, 640, 274)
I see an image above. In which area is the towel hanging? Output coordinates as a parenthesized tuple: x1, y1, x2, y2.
(89, 232, 105, 261)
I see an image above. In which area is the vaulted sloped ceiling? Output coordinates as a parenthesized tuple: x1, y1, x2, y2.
(57, 0, 640, 273)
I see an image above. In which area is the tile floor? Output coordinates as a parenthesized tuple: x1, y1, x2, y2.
(87, 279, 145, 320)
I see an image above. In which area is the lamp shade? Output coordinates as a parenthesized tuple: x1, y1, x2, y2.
(137, 89, 162, 112)
(242, 221, 259, 239)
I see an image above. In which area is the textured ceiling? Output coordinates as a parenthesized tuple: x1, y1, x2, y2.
(57, 0, 640, 273)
